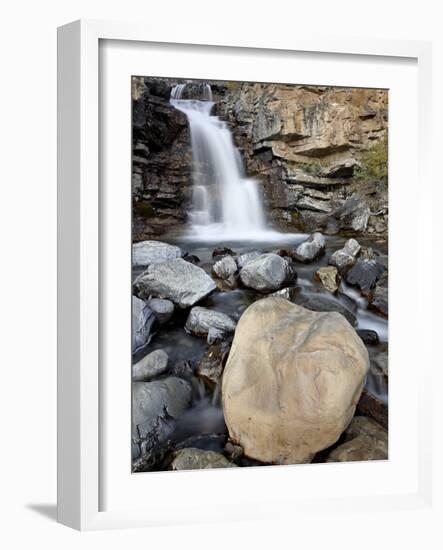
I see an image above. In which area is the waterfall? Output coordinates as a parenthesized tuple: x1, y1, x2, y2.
(170, 83, 270, 240)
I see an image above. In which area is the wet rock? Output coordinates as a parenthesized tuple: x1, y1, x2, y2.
(134, 259, 216, 308)
(368, 271, 388, 318)
(224, 441, 244, 460)
(132, 349, 169, 381)
(170, 360, 194, 380)
(326, 416, 388, 462)
(222, 298, 369, 464)
(291, 232, 325, 263)
(132, 240, 183, 267)
(329, 238, 361, 273)
(183, 253, 200, 265)
(196, 341, 231, 389)
(132, 377, 192, 459)
(212, 246, 234, 258)
(346, 259, 385, 295)
(214, 274, 237, 292)
(146, 298, 174, 324)
(371, 350, 388, 377)
(236, 250, 261, 268)
(185, 306, 236, 343)
(212, 255, 237, 280)
(270, 286, 298, 301)
(239, 253, 293, 292)
(315, 266, 340, 293)
(357, 329, 379, 346)
(293, 293, 356, 326)
(132, 296, 155, 354)
(170, 448, 238, 470)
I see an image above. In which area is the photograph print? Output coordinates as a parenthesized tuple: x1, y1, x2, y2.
(131, 76, 388, 472)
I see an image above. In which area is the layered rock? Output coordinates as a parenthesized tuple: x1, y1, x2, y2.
(132, 296, 155, 354)
(222, 298, 369, 464)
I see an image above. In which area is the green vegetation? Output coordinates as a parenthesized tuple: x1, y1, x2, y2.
(355, 135, 388, 183)
(301, 161, 323, 177)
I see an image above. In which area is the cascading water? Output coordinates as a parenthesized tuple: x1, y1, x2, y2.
(170, 83, 271, 240)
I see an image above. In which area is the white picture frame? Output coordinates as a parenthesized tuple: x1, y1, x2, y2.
(57, 19, 433, 531)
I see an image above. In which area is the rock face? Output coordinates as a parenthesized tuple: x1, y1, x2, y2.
(292, 233, 325, 263)
(315, 266, 340, 293)
(239, 253, 293, 291)
(134, 259, 216, 308)
(222, 298, 369, 464)
(132, 240, 183, 267)
(329, 238, 361, 273)
(132, 78, 388, 239)
(185, 307, 236, 344)
(212, 255, 237, 280)
(170, 448, 237, 470)
(132, 377, 192, 459)
(132, 349, 169, 381)
(132, 296, 155, 354)
(146, 298, 174, 324)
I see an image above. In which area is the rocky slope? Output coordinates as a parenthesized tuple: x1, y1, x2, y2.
(132, 77, 388, 239)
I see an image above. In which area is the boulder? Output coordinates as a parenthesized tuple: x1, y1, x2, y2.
(132, 349, 169, 381)
(329, 238, 361, 273)
(132, 296, 155, 354)
(236, 251, 261, 268)
(146, 298, 174, 324)
(222, 298, 369, 464)
(368, 271, 388, 318)
(326, 416, 388, 462)
(134, 259, 216, 308)
(132, 377, 192, 459)
(239, 253, 293, 292)
(185, 307, 236, 344)
(212, 255, 237, 280)
(132, 240, 183, 267)
(315, 266, 340, 293)
(270, 287, 298, 301)
(170, 448, 238, 470)
(346, 259, 385, 295)
(196, 341, 231, 389)
(291, 232, 325, 263)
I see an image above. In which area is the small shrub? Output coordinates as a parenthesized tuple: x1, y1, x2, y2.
(355, 135, 388, 183)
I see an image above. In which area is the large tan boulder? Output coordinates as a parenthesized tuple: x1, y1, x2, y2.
(222, 297, 369, 464)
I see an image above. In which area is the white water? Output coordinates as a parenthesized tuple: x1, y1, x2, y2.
(171, 83, 290, 242)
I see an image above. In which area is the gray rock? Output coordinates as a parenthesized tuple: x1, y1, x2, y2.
(132, 240, 183, 267)
(329, 238, 361, 273)
(170, 448, 238, 470)
(357, 329, 379, 346)
(326, 416, 388, 462)
(132, 349, 169, 381)
(212, 255, 237, 280)
(185, 307, 236, 343)
(236, 251, 261, 269)
(134, 259, 216, 308)
(371, 350, 388, 377)
(132, 296, 155, 355)
(239, 253, 292, 291)
(346, 259, 385, 295)
(292, 232, 325, 263)
(146, 298, 174, 324)
(132, 377, 192, 459)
